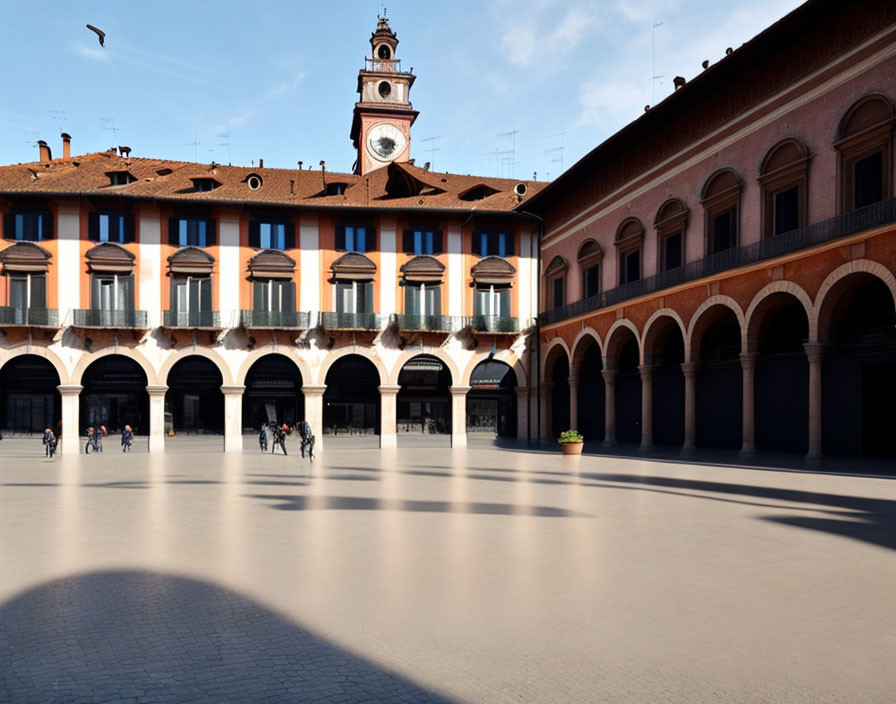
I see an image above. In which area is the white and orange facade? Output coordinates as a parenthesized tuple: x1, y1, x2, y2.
(0, 18, 541, 454)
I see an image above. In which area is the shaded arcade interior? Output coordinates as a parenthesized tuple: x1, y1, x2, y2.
(397, 354, 452, 434)
(242, 354, 304, 431)
(80, 355, 148, 434)
(0, 355, 60, 434)
(323, 354, 380, 436)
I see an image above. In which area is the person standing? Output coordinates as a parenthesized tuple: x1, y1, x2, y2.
(43, 428, 57, 458)
(259, 421, 268, 453)
(298, 419, 315, 461)
(121, 424, 133, 453)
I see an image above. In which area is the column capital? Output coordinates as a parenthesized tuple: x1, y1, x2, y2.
(146, 384, 169, 396)
(301, 384, 327, 396)
(803, 342, 826, 363)
(637, 364, 655, 380)
(601, 369, 616, 383)
(378, 384, 401, 395)
(568, 370, 580, 388)
(449, 385, 471, 396)
(57, 384, 83, 395)
(680, 361, 698, 377)
(220, 384, 246, 396)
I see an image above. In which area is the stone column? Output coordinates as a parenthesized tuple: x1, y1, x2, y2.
(601, 368, 616, 446)
(220, 385, 245, 453)
(568, 370, 580, 431)
(638, 365, 655, 449)
(515, 387, 529, 441)
(301, 385, 326, 452)
(450, 385, 471, 448)
(740, 352, 758, 455)
(681, 362, 697, 451)
(378, 385, 401, 449)
(57, 385, 83, 456)
(146, 385, 169, 453)
(540, 382, 554, 442)
(804, 343, 825, 460)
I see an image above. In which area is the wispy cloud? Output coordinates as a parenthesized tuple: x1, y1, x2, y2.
(71, 39, 215, 86)
(74, 41, 108, 61)
(498, 3, 600, 67)
(267, 72, 305, 98)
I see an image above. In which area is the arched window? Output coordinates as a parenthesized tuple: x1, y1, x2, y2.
(614, 218, 644, 285)
(577, 239, 603, 298)
(700, 169, 742, 255)
(835, 93, 894, 213)
(653, 198, 688, 271)
(759, 138, 810, 237)
(543, 255, 568, 309)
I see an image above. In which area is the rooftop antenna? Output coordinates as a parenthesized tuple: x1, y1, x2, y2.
(650, 21, 664, 105)
(421, 135, 442, 171)
(100, 117, 119, 148)
(47, 110, 67, 133)
(217, 130, 231, 164)
(186, 123, 200, 162)
(481, 148, 500, 177)
(498, 129, 518, 178)
(545, 131, 565, 174)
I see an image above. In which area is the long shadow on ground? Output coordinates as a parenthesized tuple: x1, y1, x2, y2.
(0, 570, 455, 703)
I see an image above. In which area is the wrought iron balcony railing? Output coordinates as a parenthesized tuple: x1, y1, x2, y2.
(163, 310, 222, 328)
(72, 309, 149, 328)
(365, 58, 402, 73)
(239, 310, 310, 329)
(320, 311, 385, 330)
(464, 315, 520, 333)
(393, 314, 460, 332)
(540, 198, 896, 326)
(0, 307, 59, 326)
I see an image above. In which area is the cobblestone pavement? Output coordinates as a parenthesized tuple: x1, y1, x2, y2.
(1, 439, 895, 702)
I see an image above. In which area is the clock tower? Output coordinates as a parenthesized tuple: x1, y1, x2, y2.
(350, 15, 419, 175)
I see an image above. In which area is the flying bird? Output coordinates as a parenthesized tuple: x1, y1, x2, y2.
(86, 24, 105, 47)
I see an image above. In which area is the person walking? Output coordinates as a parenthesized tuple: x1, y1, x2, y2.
(121, 424, 133, 453)
(259, 421, 268, 453)
(42, 428, 57, 458)
(85, 426, 98, 454)
(271, 422, 288, 455)
(298, 419, 315, 461)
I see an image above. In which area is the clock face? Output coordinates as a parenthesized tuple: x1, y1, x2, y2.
(367, 123, 407, 161)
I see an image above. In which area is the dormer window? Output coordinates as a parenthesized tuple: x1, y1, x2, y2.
(106, 171, 136, 186)
(245, 173, 263, 190)
(191, 177, 221, 193)
(459, 184, 500, 202)
(325, 182, 348, 196)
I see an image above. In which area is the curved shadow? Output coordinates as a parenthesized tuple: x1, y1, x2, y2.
(0, 570, 455, 703)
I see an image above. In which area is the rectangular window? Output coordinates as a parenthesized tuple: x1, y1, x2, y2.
(402, 229, 443, 255)
(170, 217, 216, 248)
(622, 250, 640, 284)
(663, 232, 682, 270)
(4, 211, 51, 242)
(336, 224, 375, 253)
(89, 212, 134, 243)
(335, 281, 373, 314)
(404, 284, 441, 316)
(474, 286, 510, 317)
(172, 276, 212, 313)
(583, 265, 600, 298)
(476, 231, 514, 257)
(92, 274, 134, 312)
(253, 279, 295, 312)
(773, 187, 799, 235)
(854, 151, 884, 210)
(249, 220, 294, 250)
(552, 277, 565, 309)
(712, 208, 736, 253)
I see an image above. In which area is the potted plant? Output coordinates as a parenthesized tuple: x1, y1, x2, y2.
(558, 429, 584, 455)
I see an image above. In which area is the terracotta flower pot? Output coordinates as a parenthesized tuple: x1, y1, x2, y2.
(560, 441, 584, 455)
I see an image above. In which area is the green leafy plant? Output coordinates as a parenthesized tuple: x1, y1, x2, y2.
(558, 429, 584, 443)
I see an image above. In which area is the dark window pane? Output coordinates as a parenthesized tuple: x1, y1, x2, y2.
(405, 285, 420, 315)
(30, 275, 46, 308)
(552, 277, 564, 309)
(583, 265, 599, 298)
(664, 232, 682, 270)
(623, 250, 640, 283)
(9, 276, 27, 310)
(854, 151, 883, 209)
(774, 186, 799, 235)
(713, 208, 736, 253)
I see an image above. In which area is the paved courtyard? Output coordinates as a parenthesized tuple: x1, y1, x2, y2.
(1, 439, 895, 703)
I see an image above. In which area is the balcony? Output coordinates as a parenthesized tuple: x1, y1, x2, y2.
(162, 310, 222, 329)
(365, 58, 402, 73)
(320, 312, 385, 331)
(541, 197, 896, 326)
(72, 309, 148, 329)
(240, 310, 309, 329)
(464, 315, 520, 334)
(393, 314, 461, 332)
(0, 307, 59, 327)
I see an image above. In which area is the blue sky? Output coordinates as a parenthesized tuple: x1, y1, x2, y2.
(0, 0, 804, 180)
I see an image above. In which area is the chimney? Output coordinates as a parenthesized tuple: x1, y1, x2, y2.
(38, 140, 52, 163)
(61, 133, 71, 160)
(259, 158, 264, 168)
(673, 76, 686, 91)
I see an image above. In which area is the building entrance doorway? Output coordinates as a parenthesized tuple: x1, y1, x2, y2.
(165, 356, 224, 434)
(323, 355, 380, 436)
(397, 354, 451, 435)
(243, 354, 304, 431)
(0, 355, 61, 434)
(467, 359, 516, 437)
(80, 355, 148, 435)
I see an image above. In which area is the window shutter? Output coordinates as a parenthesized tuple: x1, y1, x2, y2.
(505, 233, 515, 257)
(335, 224, 346, 251)
(124, 275, 135, 310)
(200, 277, 212, 312)
(91, 275, 102, 309)
(41, 211, 54, 240)
(402, 229, 414, 253)
(433, 230, 443, 255)
(88, 211, 100, 242)
(367, 226, 377, 252)
(2, 212, 12, 239)
(248, 220, 260, 248)
(168, 217, 180, 246)
(405, 285, 419, 315)
(283, 221, 296, 250)
(431, 286, 442, 315)
(285, 281, 296, 312)
(252, 280, 264, 311)
(31, 274, 47, 309)
(205, 219, 216, 247)
(123, 213, 136, 244)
